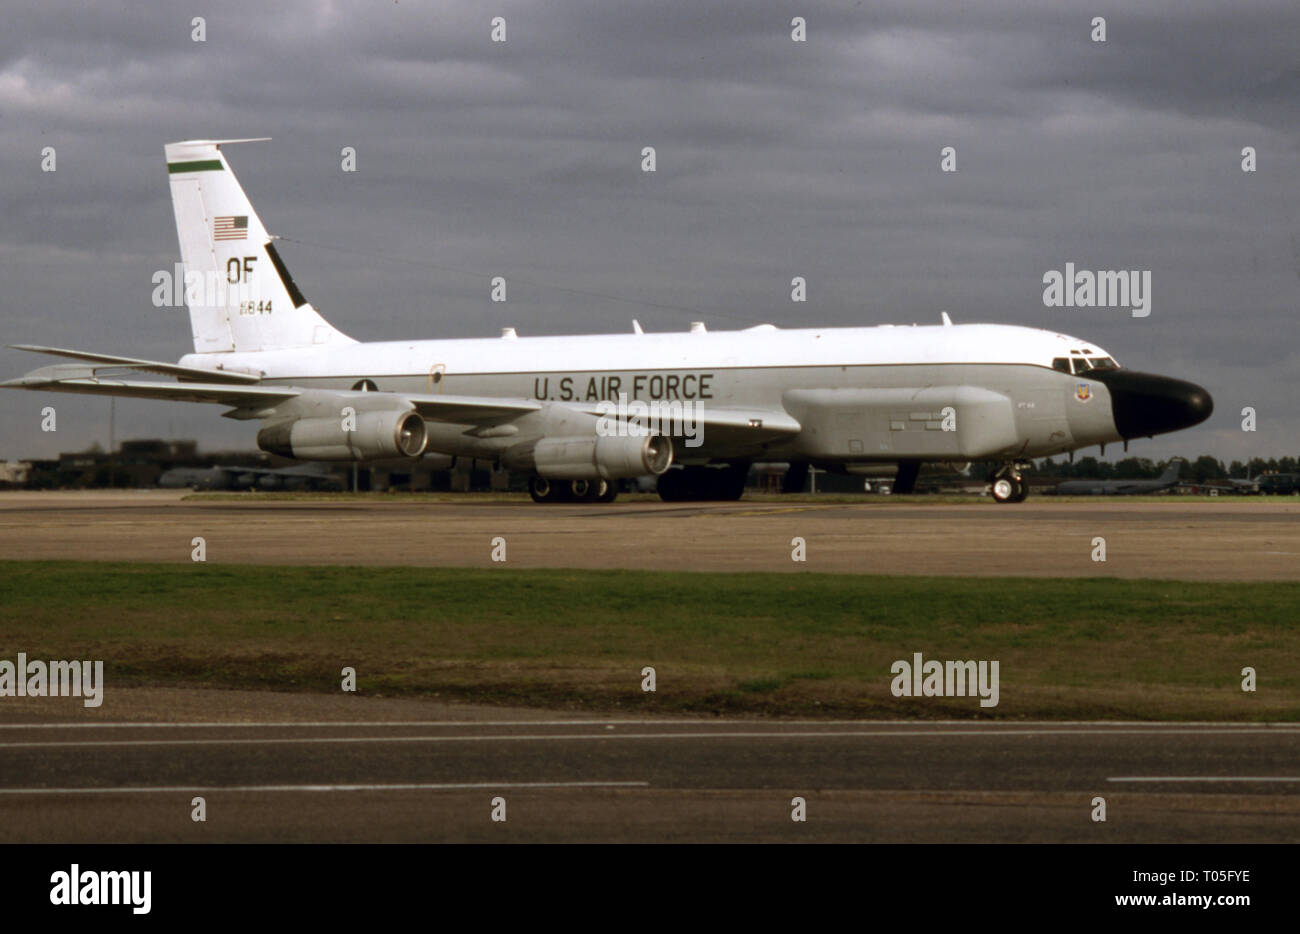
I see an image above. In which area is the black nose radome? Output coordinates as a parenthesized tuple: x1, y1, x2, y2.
(1086, 369, 1213, 439)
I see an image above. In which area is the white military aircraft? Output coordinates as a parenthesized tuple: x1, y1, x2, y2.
(5, 139, 1213, 504)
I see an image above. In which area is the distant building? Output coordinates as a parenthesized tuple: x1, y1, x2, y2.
(14, 439, 538, 493)
(0, 461, 31, 488)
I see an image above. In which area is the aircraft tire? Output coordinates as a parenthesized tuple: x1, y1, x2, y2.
(991, 477, 1017, 503)
(529, 476, 564, 503)
(596, 479, 619, 503)
(715, 465, 748, 501)
(570, 479, 602, 503)
(657, 469, 688, 502)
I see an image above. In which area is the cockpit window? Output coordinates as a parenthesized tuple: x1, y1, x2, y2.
(1052, 355, 1119, 374)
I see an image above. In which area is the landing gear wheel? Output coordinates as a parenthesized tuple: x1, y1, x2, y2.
(561, 483, 595, 504)
(991, 477, 1017, 503)
(596, 480, 619, 503)
(991, 462, 1030, 504)
(528, 477, 563, 503)
(569, 479, 602, 503)
(715, 465, 748, 501)
(656, 469, 687, 502)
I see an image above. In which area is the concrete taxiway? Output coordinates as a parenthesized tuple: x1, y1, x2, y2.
(1, 490, 1297, 579)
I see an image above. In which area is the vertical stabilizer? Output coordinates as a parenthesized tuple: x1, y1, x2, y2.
(164, 139, 354, 354)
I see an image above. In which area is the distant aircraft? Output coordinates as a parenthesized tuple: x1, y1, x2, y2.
(1054, 458, 1184, 495)
(159, 463, 340, 491)
(1204, 468, 1260, 495)
(4, 138, 1213, 505)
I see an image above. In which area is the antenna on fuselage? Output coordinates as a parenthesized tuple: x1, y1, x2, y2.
(941, 311, 953, 326)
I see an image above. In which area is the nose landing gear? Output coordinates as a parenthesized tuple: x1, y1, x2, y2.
(990, 462, 1031, 503)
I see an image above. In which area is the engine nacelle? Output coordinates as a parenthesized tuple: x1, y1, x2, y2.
(257, 410, 428, 461)
(504, 434, 673, 479)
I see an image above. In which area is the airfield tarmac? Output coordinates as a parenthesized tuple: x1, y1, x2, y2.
(1, 688, 1297, 843)
(0, 490, 1297, 579)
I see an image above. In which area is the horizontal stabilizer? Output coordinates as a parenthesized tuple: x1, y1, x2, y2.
(1, 369, 299, 407)
(8, 345, 263, 384)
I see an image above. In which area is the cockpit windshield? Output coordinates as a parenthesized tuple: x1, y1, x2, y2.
(1051, 356, 1119, 375)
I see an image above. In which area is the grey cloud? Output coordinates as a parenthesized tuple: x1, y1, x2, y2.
(1, 0, 1297, 462)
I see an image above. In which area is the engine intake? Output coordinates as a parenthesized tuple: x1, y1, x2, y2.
(504, 434, 673, 479)
(257, 409, 427, 461)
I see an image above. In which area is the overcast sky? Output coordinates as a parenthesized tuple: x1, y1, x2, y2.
(2, 0, 1297, 462)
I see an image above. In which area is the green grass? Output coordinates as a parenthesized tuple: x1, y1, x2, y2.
(1, 561, 1297, 719)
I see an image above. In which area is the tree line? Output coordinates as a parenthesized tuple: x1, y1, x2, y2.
(967, 456, 1297, 482)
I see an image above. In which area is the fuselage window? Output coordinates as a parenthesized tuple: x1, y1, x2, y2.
(1052, 358, 1071, 373)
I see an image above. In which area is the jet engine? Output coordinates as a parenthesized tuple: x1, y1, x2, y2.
(503, 434, 673, 479)
(257, 409, 427, 461)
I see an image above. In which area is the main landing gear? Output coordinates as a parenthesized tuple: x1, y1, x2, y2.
(990, 462, 1031, 504)
(528, 476, 618, 504)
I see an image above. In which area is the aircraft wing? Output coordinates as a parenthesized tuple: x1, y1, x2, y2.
(407, 395, 801, 444)
(406, 394, 543, 423)
(213, 463, 334, 477)
(672, 406, 801, 445)
(4, 354, 799, 448)
(573, 402, 802, 444)
(679, 406, 801, 437)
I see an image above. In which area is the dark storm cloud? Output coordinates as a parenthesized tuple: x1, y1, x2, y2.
(1, 0, 1296, 460)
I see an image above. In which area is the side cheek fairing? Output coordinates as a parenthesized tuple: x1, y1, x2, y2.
(1062, 379, 1126, 449)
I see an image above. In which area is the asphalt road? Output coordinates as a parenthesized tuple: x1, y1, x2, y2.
(1, 693, 1296, 842)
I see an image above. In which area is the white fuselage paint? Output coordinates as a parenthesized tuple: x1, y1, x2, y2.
(181, 322, 1124, 463)
(184, 323, 1099, 383)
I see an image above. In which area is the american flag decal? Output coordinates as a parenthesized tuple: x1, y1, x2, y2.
(213, 216, 248, 241)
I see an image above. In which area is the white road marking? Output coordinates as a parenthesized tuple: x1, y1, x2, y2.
(0, 781, 650, 795)
(1108, 776, 1300, 783)
(1, 727, 1298, 749)
(0, 719, 1294, 729)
